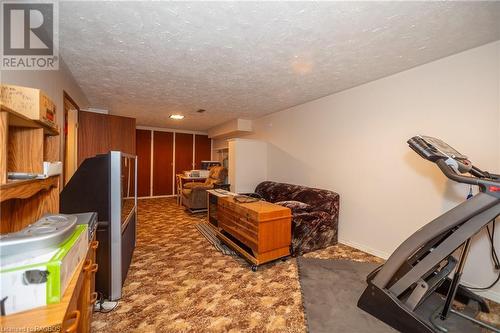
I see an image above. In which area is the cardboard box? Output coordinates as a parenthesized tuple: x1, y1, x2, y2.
(0, 225, 88, 315)
(0, 84, 57, 130)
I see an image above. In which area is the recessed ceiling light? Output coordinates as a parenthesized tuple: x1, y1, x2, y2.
(169, 114, 184, 120)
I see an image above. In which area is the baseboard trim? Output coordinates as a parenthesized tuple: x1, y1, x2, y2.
(338, 238, 391, 260)
(339, 238, 500, 303)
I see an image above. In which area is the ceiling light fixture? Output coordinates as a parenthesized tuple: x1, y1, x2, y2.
(169, 114, 184, 120)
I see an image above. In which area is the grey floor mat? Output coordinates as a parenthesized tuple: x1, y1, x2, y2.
(297, 258, 397, 333)
(298, 258, 494, 333)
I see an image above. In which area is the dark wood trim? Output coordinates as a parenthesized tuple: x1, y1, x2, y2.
(63, 91, 81, 111)
(62, 91, 80, 186)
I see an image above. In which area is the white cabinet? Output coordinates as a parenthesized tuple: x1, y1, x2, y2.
(228, 139, 267, 193)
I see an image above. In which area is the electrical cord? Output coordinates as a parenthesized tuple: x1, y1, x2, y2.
(94, 292, 119, 313)
(463, 219, 500, 290)
(487, 222, 500, 269)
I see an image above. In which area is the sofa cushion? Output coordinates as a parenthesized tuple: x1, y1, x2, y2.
(275, 200, 313, 214)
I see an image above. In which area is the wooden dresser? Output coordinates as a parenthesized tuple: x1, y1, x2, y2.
(215, 196, 292, 270)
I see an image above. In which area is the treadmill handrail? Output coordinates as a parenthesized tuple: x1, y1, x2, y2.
(372, 193, 499, 289)
(436, 159, 500, 189)
(388, 204, 500, 297)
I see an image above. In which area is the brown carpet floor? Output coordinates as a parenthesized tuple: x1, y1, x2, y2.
(92, 197, 498, 332)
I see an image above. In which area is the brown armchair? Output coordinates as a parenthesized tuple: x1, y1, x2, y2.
(182, 166, 228, 212)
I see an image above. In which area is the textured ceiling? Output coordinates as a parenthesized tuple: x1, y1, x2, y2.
(59, 1, 500, 131)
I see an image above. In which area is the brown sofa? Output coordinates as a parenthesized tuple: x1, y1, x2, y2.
(254, 181, 340, 256)
(182, 166, 228, 212)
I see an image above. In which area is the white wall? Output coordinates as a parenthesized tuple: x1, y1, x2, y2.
(228, 139, 268, 193)
(1, 59, 90, 161)
(247, 41, 500, 300)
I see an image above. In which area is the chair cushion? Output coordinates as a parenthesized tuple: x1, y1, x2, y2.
(275, 200, 313, 214)
(184, 182, 207, 189)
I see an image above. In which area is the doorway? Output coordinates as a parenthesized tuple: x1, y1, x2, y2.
(63, 92, 79, 185)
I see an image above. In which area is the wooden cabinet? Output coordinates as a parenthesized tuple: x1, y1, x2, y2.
(77, 240, 99, 333)
(77, 111, 136, 166)
(136, 129, 152, 197)
(153, 131, 174, 196)
(215, 196, 291, 268)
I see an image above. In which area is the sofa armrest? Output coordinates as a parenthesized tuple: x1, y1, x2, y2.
(290, 210, 338, 255)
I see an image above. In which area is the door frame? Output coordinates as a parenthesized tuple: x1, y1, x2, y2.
(63, 91, 80, 185)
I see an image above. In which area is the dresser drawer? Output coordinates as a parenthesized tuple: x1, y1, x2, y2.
(218, 209, 258, 250)
(219, 206, 258, 232)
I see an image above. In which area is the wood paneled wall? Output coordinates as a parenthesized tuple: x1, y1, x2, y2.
(135, 130, 212, 197)
(153, 131, 174, 196)
(77, 111, 136, 165)
(194, 134, 212, 169)
(175, 133, 194, 175)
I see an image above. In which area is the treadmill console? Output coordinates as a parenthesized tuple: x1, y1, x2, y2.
(408, 136, 471, 173)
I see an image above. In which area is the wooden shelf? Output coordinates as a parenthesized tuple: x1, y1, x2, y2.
(1, 91, 60, 232)
(0, 176, 59, 202)
(1, 107, 59, 136)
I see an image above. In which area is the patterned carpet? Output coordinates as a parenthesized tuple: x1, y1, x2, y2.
(92, 197, 499, 332)
(92, 197, 381, 333)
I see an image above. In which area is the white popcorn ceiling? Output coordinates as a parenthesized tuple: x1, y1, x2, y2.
(59, 1, 500, 131)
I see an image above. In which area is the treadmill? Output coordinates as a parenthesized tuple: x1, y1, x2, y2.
(357, 135, 500, 333)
